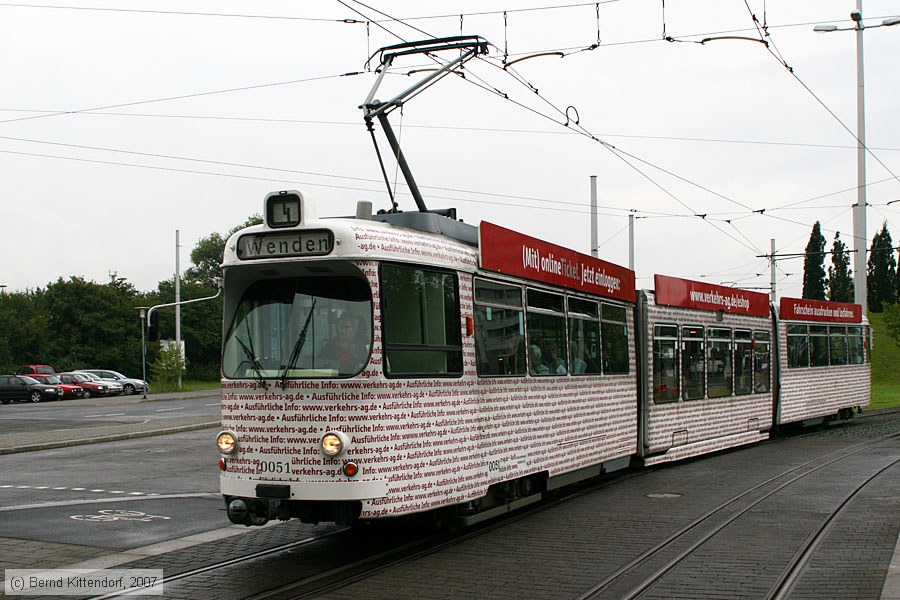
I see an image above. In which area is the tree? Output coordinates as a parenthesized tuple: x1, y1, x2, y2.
(826, 231, 854, 303)
(37, 277, 146, 374)
(867, 223, 897, 312)
(802, 222, 827, 301)
(155, 213, 263, 380)
(0, 289, 47, 374)
(184, 214, 262, 287)
(885, 303, 900, 349)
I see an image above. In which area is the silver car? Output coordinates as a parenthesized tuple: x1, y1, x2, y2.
(78, 370, 148, 395)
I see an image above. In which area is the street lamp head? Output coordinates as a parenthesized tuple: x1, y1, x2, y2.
(814, 24, 839, 32)
(883, 17, 900, 26)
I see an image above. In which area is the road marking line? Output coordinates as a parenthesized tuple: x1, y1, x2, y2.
(155, 407, 185, 412)
(90, 489, 105, 492)
(0, 492, 218, 512)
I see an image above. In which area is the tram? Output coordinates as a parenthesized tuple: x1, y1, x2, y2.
(215, 36, 870, 528)
(216, 190, 871, 528)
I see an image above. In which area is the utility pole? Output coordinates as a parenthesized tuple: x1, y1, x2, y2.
(770, 239, 777, 303)
(629, 214, 635, 271)
(590, 175, 598, 258)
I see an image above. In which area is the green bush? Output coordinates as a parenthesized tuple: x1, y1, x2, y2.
(149, 344, 186, 392)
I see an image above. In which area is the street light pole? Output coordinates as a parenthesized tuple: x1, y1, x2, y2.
(852, 4, 868, 314)
(814, 5, 900, 314)
(138, 307, 148, 399)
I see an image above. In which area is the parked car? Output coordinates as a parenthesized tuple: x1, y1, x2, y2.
(15, 364, 56, 375)
(76, 372, 124, 396)
(29, 374, 86, 400)
(57, 373, 110, 398)
(0, 375, 65, 403)
(77, 370, 148, 395)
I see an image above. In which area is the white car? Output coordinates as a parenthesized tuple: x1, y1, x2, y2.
(76, 371, 124, 395)
(78, 370, 148, 395)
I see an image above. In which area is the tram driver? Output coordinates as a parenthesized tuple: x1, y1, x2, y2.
(319, 314, 368, 375)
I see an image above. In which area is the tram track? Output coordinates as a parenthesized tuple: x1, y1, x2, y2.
(181, 470, 645, 600)
(576, 430, 900, 600)
(86, 425, 898, 600)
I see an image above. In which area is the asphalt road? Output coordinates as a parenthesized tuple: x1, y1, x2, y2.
(0, 428, 227, 551)
(0, 394, 220, 434)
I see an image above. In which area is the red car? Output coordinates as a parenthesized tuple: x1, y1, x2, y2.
(30, 374, 86, 400)
(57, 373, 110, 398)
(16, 364, 56, 375)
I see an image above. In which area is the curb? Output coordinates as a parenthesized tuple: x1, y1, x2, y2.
(0, 420, 220, 456)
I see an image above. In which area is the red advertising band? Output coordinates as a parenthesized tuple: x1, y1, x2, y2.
(779, 297, 862, 323)
(654, 274, 770, 317)
(478, 221, 636, 303)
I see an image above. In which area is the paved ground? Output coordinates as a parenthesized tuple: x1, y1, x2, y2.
(1, 394, 898, 599)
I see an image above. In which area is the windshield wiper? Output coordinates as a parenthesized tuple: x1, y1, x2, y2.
(280, 299, 317, 388)
(235, 324, 269, 390)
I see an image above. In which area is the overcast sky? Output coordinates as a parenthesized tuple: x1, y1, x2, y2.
(2, 0, 898, 299)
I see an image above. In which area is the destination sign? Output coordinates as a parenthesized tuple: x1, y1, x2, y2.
(236, 230, 333, 260)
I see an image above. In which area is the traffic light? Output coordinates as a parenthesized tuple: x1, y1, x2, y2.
(148, 311, 159, 341)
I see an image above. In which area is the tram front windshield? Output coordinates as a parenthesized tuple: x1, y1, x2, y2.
(222, 275, 372, 380)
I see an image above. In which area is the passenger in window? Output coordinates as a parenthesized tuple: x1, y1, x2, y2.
(529, 345, 549, 375)
(320, 315, 368, 374)
(570, 341, 587, 374)
(498, 336, 522, 375)
(542, 342, 567, 375)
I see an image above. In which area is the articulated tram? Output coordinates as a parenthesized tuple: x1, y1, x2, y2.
(215, 190, 871, 528)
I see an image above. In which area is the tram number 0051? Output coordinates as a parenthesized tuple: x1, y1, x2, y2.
(258, 461, 290, 474)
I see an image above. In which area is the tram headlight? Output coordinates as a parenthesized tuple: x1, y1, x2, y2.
(321, 431, 350, 457)
(217, 431, 239, 455)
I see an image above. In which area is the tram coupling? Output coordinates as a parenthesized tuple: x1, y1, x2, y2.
(225, 496, 288, 527)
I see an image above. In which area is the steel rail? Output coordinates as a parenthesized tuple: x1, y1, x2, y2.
(577, 431, 900, 599)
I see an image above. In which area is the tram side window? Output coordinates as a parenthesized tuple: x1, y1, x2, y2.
(809, 325, 829, 367)
(526, 290, 567, 376)
(787, 324, 809, 368)
(682, 326, 705, 400)
(568, 298, 600, 375)
(652, 325, 679, 403)
(734, 330, 753, 395)
(474, 279, 525, 377)
(380, 264, 462, 376)
(754, 331, 771, 393)
(707, 328, 732, 398)
(829, 326, 848, 366)
(601, 303, 629, 374)
(848, 326, 865, 365)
